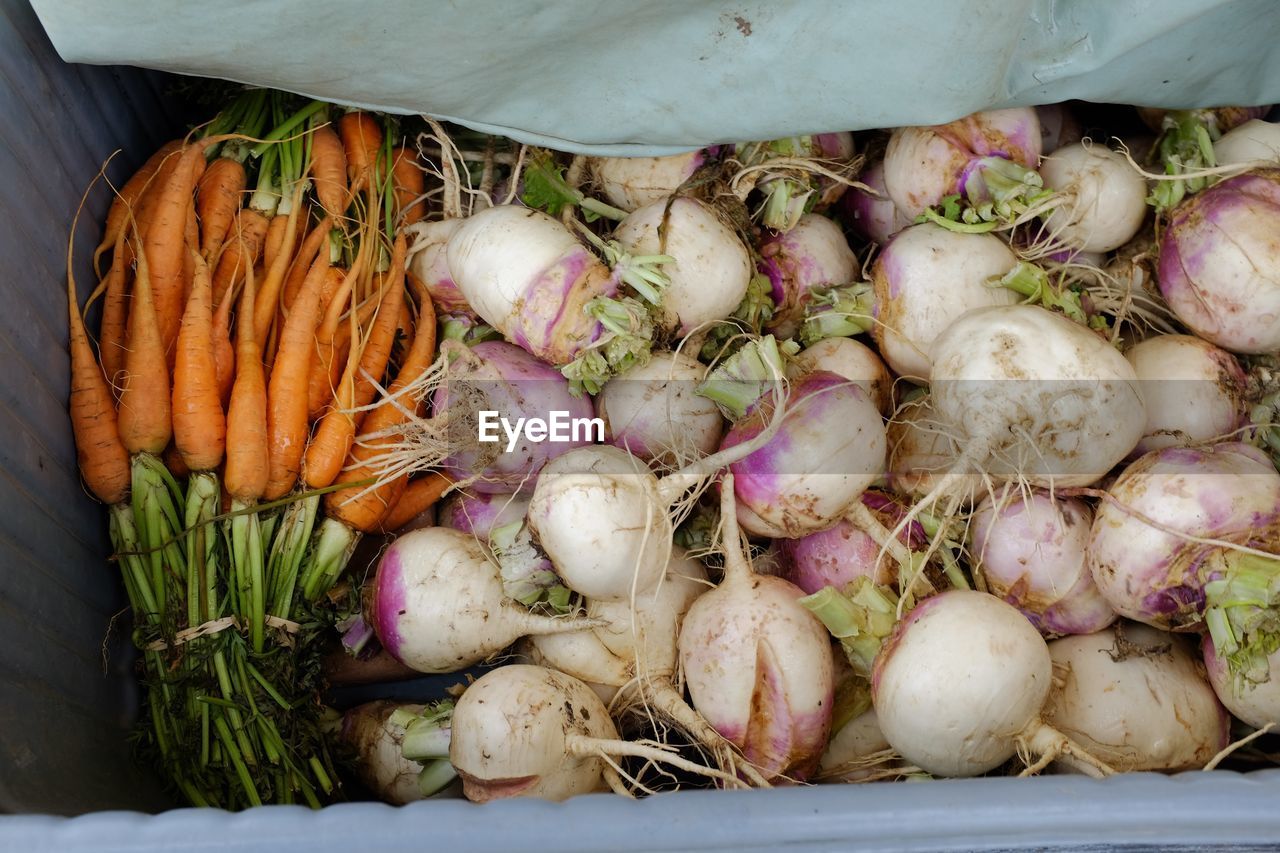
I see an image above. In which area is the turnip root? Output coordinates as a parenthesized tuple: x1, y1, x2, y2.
(883, 108, 1042, 221)
(758, 213, 858, 340)
(1037, 143, 1148, 253)
(1044, 623, 1231, 772)
(886, 393, 988, 503)
(1204, 635, 1280, 729)
(1157, 168, 1280, 354)
(589, 150, 709, 211)
(1087, 442, 1280, 682)
(1214, 120, 1280, 167)
(434, 340, 596, 493)
(438, 491, 530, 543)
(367, 526, 596, 673)
(870, 589, 1113, 778)
(733, 133, 858, 232)
(718, 369, 887, 539)
(446, 204, 666, 391)
(1124, 334, 1248, 454)
(678, 474, 835, 781)
(405, 218, 472, 316)
(613, 197, 752, 337)
(449, 664, 739, 801)
(595, 350, 724, 468)
(339, 700, 458, 804)
(790, 337, 892, 415)
(928, 303, 1146, 490)
(970, 491, 1118, 636)
(843, 160, 912, 245)
(870, 223, 1020, 381)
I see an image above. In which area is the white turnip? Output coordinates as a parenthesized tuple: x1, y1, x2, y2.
(758, 213, 858, 340)
(1214, 120, 1280, 167)
(1124, 334, 1248, 454)
(1204, 635, 1280, 729)
(1037, 143, 1148, 253)
(588, 150, 709, 211)
(843, 160, 912, 245)
(340, 700, 459, 804)
(790, 337, 893, 415)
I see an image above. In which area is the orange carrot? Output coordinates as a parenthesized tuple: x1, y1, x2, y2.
(68, 230, 130, 506)
(223, 267, 268, 503)
(172, 248, 225, 473)
(211, 208, 269, 308)
(141, 144, 209, 358)
(196, 157, 246, 261)
(281, 216, 334, 311)
(324, 277, 437, 533)
(181, 200, 199, 307)
(339, 112, 382, 196)
(376, 471, 453, 533)
(162, 441, 190, 479)
(262, 213, 289, 277)
(98, 228, 131, 396)
(310, 124, 348, 220)
(303, 217, 377, 419)
(391, 146, 426, 226)
(263, 250, 331, 500)
(253, 184, 308, 346)
(306, 279, 382, 422)
(117, 223, 172, 457)
(303, 235, 407, 489)
(95, 140, 182, 274)
(212, 281, 236, 408)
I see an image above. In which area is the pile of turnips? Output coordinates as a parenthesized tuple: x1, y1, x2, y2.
(73, 91, 1280, 809)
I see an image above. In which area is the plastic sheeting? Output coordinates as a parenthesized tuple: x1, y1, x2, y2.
(30, 0, 1280, 156)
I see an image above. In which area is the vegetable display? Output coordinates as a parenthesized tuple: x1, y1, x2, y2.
(65, 90, 1280, 809)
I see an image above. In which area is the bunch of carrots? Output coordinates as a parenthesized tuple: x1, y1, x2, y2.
(67, 89, 451, 808)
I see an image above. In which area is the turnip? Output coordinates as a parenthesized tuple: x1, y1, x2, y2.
(717, 367, 887, 539)
(1036, 143, 1148, 253)
(1145, 108, 1275, 212)
(816, 707, 902, 783)
(588, 150, 709, 212)
(678, 474, 835, 781)
(339, 700, 459, 804)
(595, 350, 724, 468)
(758, 213, 858, 340)
(790, 337, 892, 415)
(870, 589, 1112, 777)
(776, 515, 895, 596)
(732, 133, 858, 232)
(433, 340, 596, 494)
(1137, 106, 1270, 135)
(843, 160, 912, 245)
(869, 223, 1020, 380)
(1087, 442, 1280, 683)
(1124, 334, 1248, 454)
(449, 664, 739, 801)
(367, 526, 596, 673)
(445, 204, 669, 392)
(438, 491, 530, 543)
(882, 108, 1043, 222)
(1214, 120, 1280, 167)
(1157, 169, 1280, 354)
(927, 303, 1146, 491)
(1204, 635, 1280, 729)
(613, 197, 752, 337)
(886, 393, 986, 502)
(1044, 623, 1231, 772)
(527, 390, 791, 602)
(405, 218, 472, 317)
(970, 491, 1118, 636)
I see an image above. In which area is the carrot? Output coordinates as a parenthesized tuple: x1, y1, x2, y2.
(281, 216, 334, 311)
(310, 124, 348, 220)
(212, 280, 237, 407)
(339, 112, 382, 196)
(262, 213, 289, 277)
(211, 208, 270, 308)
(94, 140, 182, 275)
(254, 183, 308, 346)
(303, 234, 407, 489)
(172, 248, 226, 473)
(390, 146, 426, 226)
(324, 275, 437, 533)
(117, 221, 172, 457)
(68, 229, 130, 506)
(223, 267, 268, 503)
(162, 442, 190, 479)
(263, 249, 331, 500)
(182, 200, 199, 306)
(197, 156, 246, 261)
(376, 471, 453, 533)
(98, 228, 131, 396)
(306, 278, 382, 422)
(141, 143, 209, 358)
